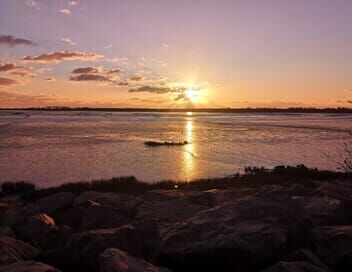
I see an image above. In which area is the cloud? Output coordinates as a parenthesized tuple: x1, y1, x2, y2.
(107, 68, 122, 74)
(60, 9, 71, 14)
(0, 35, 36, 47)
(70, 73, 112, 82)
(348, 100, 352, 104)
(0, 77, 20, 86)
(61, 37, 76, 46)
(129, 75, 144, 81)
(162, 43, 169, 48)
(0, 63, 23, 72)
(45, 77, 56, 81)
(129, 85, 173, 94)
(22, 51, 103, 63)
(72, 67, 100, 74)
(69, 1, 79, 7)
(25, 0, 39, 9)
(117, 80, 129, 86)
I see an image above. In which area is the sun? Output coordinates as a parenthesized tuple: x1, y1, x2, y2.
(185, 89, 200, 102)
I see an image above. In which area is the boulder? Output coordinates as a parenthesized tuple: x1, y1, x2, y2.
(135, 199, 205, 234)
(291, 196, 347, 225)
(283, 249, 329, 270)
(0, 236, 39, 265)
(260, 261, 329, 272)
(313, 226, 352, 271)
(0, 260, 61, 272)
(46, 221, 160, 272)
(25, 192, 76, 216)
(160, 195, 311, 272)
(0, 226, 15, 238)
(286, 184, 312, 196)
(99, 248, 171, 272)
(80, 204, 131, 231)
(54, 206, 85, 230)
(73, 191, 142, 217)
(315, 180, 352, 202)
(141, 190, 182, 202)
(14, 213, 59, 250)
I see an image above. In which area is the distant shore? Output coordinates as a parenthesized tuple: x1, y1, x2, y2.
(1, 107, 352, 114)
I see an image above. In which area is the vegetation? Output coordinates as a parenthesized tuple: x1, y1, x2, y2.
(1, 165, 350, 202)
(1, 181, 36, 195)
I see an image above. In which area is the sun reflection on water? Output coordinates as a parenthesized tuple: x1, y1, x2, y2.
(183, 117, 195, 180)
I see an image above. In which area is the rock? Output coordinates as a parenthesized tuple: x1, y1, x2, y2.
(141, 190, 184, 202)
(48, 221, 160, 272)
(0, 260, 61, 272)
(283, 249, 329, 270)
(184, 190, 217, 207)
(74, 191, 142, 217)
(315, 180, 352, 202)
(80, 204, 130, 231)
(160, 195, 311, 272)
(0, 236, 39, 265)
(261, 261, 329, 272)
(286, 184, 312, 196)
(0, 226, 15, 238)
(25, 192, 76, 216)
(99, 248, 172, 272)
(14, 213, 59, 250)
(135, 198, 206, 234)
(291, 196, 347, 225)
(313, 226, 352, 271)
(54, 206, 85, 230)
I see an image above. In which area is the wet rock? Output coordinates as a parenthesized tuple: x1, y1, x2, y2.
(0, 260, 61, 272)
(313, 226, 352, 271)
(14, 213, 59, 250)
(160, 195, 311, 272)
(25, 192, 76, 216)
(0, 236, 39, 265)
(99, 248, 172, 272)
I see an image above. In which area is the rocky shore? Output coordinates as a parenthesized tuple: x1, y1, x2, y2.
(1, 168, 352, 272)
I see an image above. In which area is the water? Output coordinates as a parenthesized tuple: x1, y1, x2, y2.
(0, 110, 350, 187)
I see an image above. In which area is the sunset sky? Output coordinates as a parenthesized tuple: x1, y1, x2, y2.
(0, 0, 351, 108)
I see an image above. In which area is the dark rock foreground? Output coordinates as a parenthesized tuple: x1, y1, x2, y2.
(1, 178, 352, 272)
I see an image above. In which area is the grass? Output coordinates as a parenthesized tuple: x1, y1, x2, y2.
(1, 165, 350, 201)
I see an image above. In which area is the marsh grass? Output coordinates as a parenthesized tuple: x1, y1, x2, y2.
(1, 165, 350, 201)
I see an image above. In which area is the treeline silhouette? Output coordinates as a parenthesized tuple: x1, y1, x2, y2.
(1, 106, 352, 113)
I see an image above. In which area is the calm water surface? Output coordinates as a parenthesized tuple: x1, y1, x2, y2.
(0, 110, 351, 187)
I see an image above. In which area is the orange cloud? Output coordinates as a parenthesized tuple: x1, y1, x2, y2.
(0, 77, 20, 86)
(22, 51, 103, 63)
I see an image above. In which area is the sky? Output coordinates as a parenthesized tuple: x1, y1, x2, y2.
(0, 0, 352, 108)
